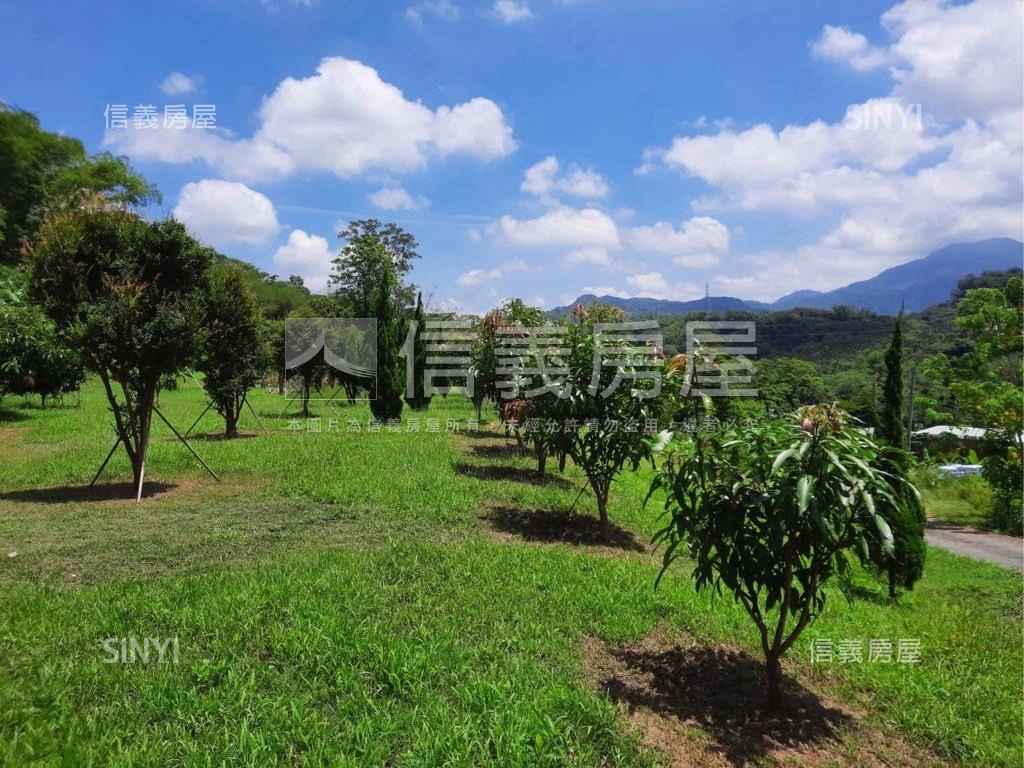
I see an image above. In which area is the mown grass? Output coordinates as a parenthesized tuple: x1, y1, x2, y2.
(0, 379, 1021, 766)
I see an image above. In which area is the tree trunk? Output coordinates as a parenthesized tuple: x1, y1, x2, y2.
(277, 370, 285, 395)
(764, 652, 783, 712)
(302, 379, 310, 418)
(225, 409, 239, 438)
(558, 449, 567, 473)
(536, 442, 547, 476)
(888, 568, 898, 599)
(597, 491, 611, 542)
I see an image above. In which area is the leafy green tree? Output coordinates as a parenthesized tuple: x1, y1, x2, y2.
(330, 219, 419, 315)
(650, 404, 900, 711)
(756, 357, 826, 412)
(368, 262, 404, 421)
(880, 312, 906, 448)
(5, 306, 86, 407)
(950, 276, 1023, 531)
(0, 109, 158, 264)
(561, 304, 660, 541)
(405, 292, 431, 410)
(29, 208, 209, 494)
(199, 264, 268, 437)
(470, 309, 504, 420)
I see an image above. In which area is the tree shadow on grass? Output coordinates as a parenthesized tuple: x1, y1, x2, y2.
(0, 408, 32, 423)
(485, 505, 646, 551)
(191, 431, 262, 442)
(466, 442, 529, 460)
(454, 462, 573, 488)
(596, 638, 851, 766)
(0, 481, 177, 504)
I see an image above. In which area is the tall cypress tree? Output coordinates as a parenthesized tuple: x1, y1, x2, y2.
(881, 311, 906, 448)
(405, 291, 431, 411)
(369, 265, 404, 422)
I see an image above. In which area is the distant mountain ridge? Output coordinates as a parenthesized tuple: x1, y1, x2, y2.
(771, 238, 1023, 314)
(552, 238, 1023, 316)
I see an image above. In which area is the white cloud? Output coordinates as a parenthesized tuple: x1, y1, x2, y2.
(624, 216, 730, 267)
(273, 230, 335, 292)
(522, 155, 610, 202)
(159, 71, 197, 95)
(491, 0, 533, 23)
(105, 57, 516, 182)
(883, 0, 1023, 121)
(456, 258, 528, 286)
(405, 0, 460, 24)
(624, 272, 702, 300)
(639, 0, 1023, 300)
(173, 179, 279, 247)
(368, 186, 429, 210)
(499, 206, 621, 248)
(810, 25, 888, 71)
(565, 246, 611, 266)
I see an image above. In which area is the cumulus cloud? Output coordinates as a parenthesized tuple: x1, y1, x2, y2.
(173, 179, 279, 247)
(565, 246, 612, 267)
(638, 0, 1023, 298)
(273, 230, 335, 292)
(456, 258, 528, 286)
(491, 0, 533, 23)
(159, 71, 197, 95)
(522, 156, 610, 202)
(105, 57, 516, 182)
(810, 25, 889, 71)
(368, 186, 429, 210)
(624, 216, 730, 267)
(498, 206, 621, 248)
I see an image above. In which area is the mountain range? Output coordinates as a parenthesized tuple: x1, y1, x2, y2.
(554, 238, 1023, 316)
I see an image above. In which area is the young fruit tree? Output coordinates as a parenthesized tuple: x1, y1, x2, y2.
(29, 207, 210, 495)
(562, 303, 663, 542)
(0, 303, 84, 407)
(198, 264, 268, 437)
(649, 404, 905, 711)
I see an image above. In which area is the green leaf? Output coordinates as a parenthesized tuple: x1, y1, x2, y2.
(772, 446, 797, 472)
(797, 475, 814, 513)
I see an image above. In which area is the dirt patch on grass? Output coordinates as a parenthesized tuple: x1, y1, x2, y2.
(582, 630, 950, 768)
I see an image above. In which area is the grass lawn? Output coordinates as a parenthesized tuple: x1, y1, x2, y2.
(914, 469, 997, 530)
(1, 379, 1021, 766)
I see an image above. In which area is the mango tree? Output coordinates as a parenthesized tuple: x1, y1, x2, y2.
(650, 404, 903, 710)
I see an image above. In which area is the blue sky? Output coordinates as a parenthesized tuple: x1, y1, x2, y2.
(2, 0, 1021, 312)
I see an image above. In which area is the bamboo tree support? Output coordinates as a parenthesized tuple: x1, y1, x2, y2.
(152, 405, 220, 483)
(243, 394, 268, 431)
(183, 400, 216, 437)
(89, 436, 122, 488)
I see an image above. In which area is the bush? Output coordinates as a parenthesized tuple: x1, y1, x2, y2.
(983, 452, 1023, 534)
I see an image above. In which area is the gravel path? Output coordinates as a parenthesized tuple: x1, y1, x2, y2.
(926, 520, 1023, 571)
